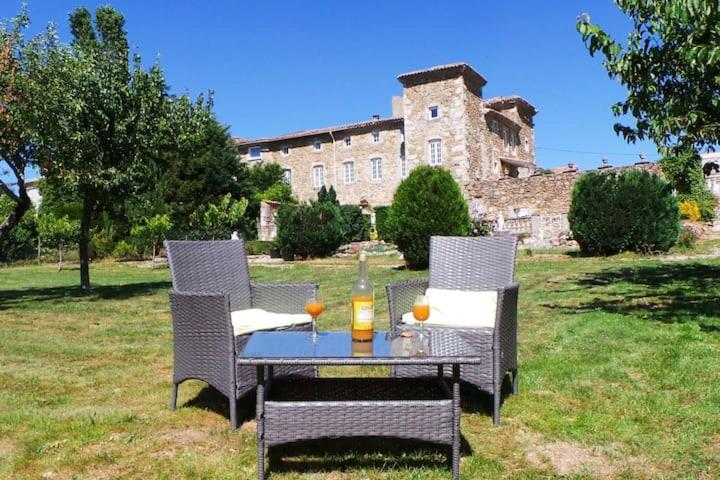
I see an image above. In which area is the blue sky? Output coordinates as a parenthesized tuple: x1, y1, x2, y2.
(3, 0, 660, 177)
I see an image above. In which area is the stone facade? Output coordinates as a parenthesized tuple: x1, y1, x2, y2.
(236, 63, 538, 206)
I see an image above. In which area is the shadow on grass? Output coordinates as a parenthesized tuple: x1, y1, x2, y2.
(548, 262, 720, 329)
(184, 383, 483, 475)
(268, 436, 471, 475)
(0, 280, 171, 310)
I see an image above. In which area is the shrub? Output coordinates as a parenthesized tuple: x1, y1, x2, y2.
(275, 201, 346, 260)
(679, 200, 701, 221)
(374, 206, 391, 240)
(255, 182, 297, 204)
(568, 169, 680, 255)
(339, 204, 370, 242)
(112, 240, 140, 260)
(386, 166, 472, 269)
(246, 240, 273, 256)
(471, 218, 494, 237)
(675, 226, 697, 251)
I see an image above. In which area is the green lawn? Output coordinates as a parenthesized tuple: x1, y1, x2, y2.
(1, 249, 719, 479)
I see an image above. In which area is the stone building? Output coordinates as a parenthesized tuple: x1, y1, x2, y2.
(235, 63, 538, 206)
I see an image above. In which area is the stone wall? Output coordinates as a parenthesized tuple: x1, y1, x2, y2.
(402, 76, 470, 184)
(239, 122, 404, 206)
(468, 163, 662, 247)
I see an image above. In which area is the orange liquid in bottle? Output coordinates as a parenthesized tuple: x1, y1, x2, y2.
(351, 295, 374, 341)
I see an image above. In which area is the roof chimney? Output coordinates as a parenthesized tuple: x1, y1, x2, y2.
(372, 114, 380, 121)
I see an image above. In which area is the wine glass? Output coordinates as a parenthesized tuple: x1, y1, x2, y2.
(412, 295, 430, 353)
(305, 290, 325, 342)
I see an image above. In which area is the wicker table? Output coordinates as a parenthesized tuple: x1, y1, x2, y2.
(237, 330, 486, 479)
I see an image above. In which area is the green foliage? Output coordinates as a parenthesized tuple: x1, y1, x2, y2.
(130, 214, 172, 260)
(190, 194, 248, 240)
(339, 204, 370, 242)
(160, 97, 249, 233)
(317, 185, 339, 205)
(275, 201, 346, 260)
(577, 3, 720, 190)
(660, 149, 716, 221)
(245, 240, 274, 256)
(373, 206, 391, 240)
(0, 7, 55, 242)
(33, 6, 172, 288)
(568, 169, 681, 255)
(386, 166, 471, 269)
(675, 226, 698, 251)
(255, 182, 296, 204)
(111, 240, 139, 260)
(471, 218, 494, 237)
(37, 213, 79, 250)
(0, 193, 37, 262)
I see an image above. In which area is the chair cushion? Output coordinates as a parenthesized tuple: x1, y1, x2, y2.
(231, 308, 312, 336)
(401, 288, 497, 329)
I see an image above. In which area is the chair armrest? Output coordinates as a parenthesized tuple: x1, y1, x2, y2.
(168, 290, 236, 399)
(251, 282, 318, 314)
(494, 282, 519, 380)
(386, 279, 429, 334)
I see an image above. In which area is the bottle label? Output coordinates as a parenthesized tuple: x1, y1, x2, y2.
(352, 297, 374, 330)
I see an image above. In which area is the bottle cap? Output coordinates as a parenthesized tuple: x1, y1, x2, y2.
(359, 252, 367, 261)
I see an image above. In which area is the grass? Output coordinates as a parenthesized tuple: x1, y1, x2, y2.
(1, 245, 719, 479)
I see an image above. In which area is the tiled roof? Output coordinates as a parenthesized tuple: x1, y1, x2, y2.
(397, 62, 487, 88)
(484, 96, 538, 115)
(234, 117, 403, 146)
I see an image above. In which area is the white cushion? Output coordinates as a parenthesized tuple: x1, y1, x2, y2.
(401, 288, 497, 329)
(231, 308, 312, 336)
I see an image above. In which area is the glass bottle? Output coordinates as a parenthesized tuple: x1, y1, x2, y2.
(351, 252, 374, 341)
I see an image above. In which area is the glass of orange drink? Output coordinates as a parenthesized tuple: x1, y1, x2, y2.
(305, 291, 325, 342)
(412, 295, 430, 352)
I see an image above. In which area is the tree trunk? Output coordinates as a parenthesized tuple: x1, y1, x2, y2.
(58, 246, 63, 271)
(151, 243, 156, 266)
(0, 191, 31, 243)
(37, 237, 42, 262)
(79, 195, 94, 290)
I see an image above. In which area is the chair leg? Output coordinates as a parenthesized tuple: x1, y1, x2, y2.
(493, 388, 501, 427)
(170, 383, 178, 411)
(512, 369, 519, 395)
(230, 396, 238, 430)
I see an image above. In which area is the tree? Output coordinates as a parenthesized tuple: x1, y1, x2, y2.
(191, 194, 248, 240)
(130, 214, 172, 263)
(35, 6, 170, 289)
(0, 8, 54, 243)
(577, 2, 720, 192)
(386, 166, 471, 269)
(38, 212, 80, 270)
(160, 96, 250, 233)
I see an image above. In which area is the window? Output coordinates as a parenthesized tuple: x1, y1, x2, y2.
(312, 165, 325, 188)
(503, 129, 510, 152)
(249, 146, 262, 160)
(282, 168, 292, 185)
(428, 139, 442, 165)
(371, 157, 383, 180)
(343, 161, 356, 184)
(429, 106, 439, 119)
(313, 140, 322, 152)
(281, 145, 290, 156)
(490, 120, 498, 133)
(400, 156, 408, 178)
(344, 136, 352, 147)
(372, 130, 380, 143)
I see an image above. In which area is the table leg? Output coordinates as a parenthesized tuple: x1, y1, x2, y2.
(256, 365, 265, 480)
(452, 363, 460, 480)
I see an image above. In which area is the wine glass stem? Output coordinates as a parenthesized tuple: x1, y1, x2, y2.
(419, 321, 425, 352)
(312, 316, 318, 342)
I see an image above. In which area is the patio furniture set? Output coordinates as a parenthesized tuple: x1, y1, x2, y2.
(166, 236, 519, 479)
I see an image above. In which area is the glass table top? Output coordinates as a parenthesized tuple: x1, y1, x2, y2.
(237, 331, 484, 365)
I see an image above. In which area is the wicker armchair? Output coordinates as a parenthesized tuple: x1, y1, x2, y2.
(165, 239, 316, 429)
(386, 236, 519, 426)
